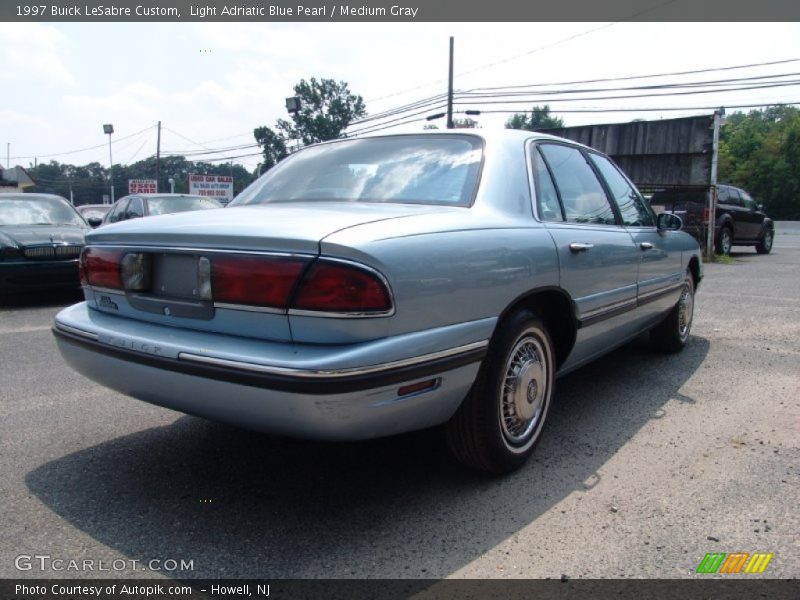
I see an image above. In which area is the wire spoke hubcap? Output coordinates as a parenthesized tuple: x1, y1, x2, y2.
(678, 282, 694, 340)
(721, 230, 731, 254)
(501, 335, 548, 446)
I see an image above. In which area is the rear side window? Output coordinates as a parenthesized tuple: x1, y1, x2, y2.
(589, 153, 654, 226)
(539, 144, 617, 225)
(532, 148, 564, 221)
(232, 135, 483, 208)
(126, 197, 144, 219)
(721, 186, 743, 207)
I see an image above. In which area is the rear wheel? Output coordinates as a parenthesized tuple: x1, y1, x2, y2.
(756, 229, 773, 254)
(446, 310, 555, 474)
(715, 226, 732, 255)
(650, 271, 694, 353)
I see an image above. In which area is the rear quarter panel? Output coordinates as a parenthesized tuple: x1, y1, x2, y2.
(292, 212, 560, 344)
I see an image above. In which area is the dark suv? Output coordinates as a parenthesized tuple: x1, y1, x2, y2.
(650, 184, 774, 255)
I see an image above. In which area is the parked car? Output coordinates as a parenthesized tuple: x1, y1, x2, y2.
(53, 131, 702, 474)
(0, 193, 90, 294)
(649, 184, 774, 255)
(101, 193, 222, 225)
(76, 204, 111, 228)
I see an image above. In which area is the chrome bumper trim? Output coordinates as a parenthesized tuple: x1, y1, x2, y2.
(177, 340, 489, 379)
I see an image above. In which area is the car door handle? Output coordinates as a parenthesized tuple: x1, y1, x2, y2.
(569, 242, 594, 252)
(640, 242, 654, 250)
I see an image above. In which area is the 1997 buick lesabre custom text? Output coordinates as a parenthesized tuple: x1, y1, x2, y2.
(53, 131, 701, 473)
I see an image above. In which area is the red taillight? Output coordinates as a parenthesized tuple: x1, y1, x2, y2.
(211, 256, 308, 308)
(82, 247, 123, 289)
(293, 262, 392, 313)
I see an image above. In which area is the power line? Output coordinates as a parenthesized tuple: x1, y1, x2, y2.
(458, 72, 800, 98)
(346, 103, 449, 136)
(162, 142, 261, 157)
(364, 0, 678, 105)
(9, 124, 157, 160)
(466, 57, 800, 92)
(453, 80, 800, 106)
(475, 101, 800, 115)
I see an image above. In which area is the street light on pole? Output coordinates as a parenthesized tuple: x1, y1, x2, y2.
(103, 123, 114, 204)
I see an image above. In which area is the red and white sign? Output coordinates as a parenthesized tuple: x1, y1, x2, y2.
(128, 179, 157, 194)
(188, 174, 234, 203)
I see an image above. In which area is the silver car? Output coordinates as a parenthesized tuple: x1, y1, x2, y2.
(53, 130, 701, 473)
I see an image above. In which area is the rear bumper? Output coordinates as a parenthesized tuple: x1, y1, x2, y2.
(53, 303, 490, 440)
(0, 260, 80, 293)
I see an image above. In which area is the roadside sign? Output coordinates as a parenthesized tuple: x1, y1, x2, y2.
(188, 174, 234, 203)
(128, 179, 157, 194)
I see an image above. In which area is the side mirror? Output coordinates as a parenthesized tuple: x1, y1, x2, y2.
(657, 212, 683, 231)
(757, 203, 765, 212)
(87, 217, 102, 228)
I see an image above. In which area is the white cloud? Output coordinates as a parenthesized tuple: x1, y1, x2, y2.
(0, 23, 76, 87)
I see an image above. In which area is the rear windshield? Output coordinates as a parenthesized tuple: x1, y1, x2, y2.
(147, 196, 221, 216)
(231, 135, 483, 208)
(0, 196, 85, 226)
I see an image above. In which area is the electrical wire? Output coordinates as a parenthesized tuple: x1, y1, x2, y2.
(472, 101, 800, 115)
(458, 72, 800, 98)
(466, 57, 800, 92)
(9, 124, 157, 160)
(453, 80, 800, 106)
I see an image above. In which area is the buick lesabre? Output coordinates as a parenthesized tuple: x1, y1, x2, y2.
(53, 131, 701, 473)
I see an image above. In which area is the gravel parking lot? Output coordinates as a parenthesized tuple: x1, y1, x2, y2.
(1, 234, 798, 580)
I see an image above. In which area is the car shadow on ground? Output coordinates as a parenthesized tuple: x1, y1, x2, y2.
(0, 288, 83, 309)
(26, 334, 710, 578)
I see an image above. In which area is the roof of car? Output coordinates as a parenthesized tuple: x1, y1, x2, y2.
(338, 127, 592, 152)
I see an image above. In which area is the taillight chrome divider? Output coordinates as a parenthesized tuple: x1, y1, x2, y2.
(81, 245, 395, 318)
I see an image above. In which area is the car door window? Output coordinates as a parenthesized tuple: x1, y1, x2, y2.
(740, 191, 758, 211)
(106, 199, 129, 223)
(539, 144, 617, 225)
(532, 147, 564, 222)
(588, 153, 654, 226)
(126, 197, 144, 219)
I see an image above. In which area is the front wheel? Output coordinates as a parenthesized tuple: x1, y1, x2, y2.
(756, 229, 774, 254)
(650, 271, 695, 353)
(446, 311, 555, 474)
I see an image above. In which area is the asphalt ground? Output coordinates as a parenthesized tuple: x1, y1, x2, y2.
(1, 234, 798, 580)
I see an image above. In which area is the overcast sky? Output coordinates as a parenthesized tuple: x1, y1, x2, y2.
(2, 21, 799, 171)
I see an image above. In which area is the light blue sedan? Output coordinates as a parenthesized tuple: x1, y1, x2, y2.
(53, 130, 701, 473)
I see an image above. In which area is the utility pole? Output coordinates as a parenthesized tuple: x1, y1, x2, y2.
(156, 120, 162, 193)
(707, 109, 724, 258)
(6, 143, 9, 168)
(446, 36, 454, 130)
(103, 124, 114, 203)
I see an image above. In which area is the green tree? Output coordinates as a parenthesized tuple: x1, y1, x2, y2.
(26, 156, 256, 205)
(719, 105, 800, 219)
(505, 105, 564, 130)
(253, 125, 289, 171)
(276, 77, 366, 145)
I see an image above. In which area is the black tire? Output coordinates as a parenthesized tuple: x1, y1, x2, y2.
(446, 310, 555, 474)
(715, 226, 733, 255)
(756, 228, 774, 254)
(650, 271, 695, 353)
